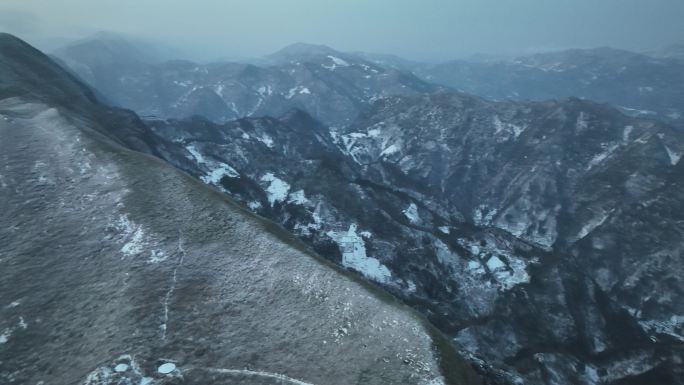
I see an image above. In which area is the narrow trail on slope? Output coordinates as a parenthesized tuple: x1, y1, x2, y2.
(160, 232, 186, 340)
(194, 367, 317, 385)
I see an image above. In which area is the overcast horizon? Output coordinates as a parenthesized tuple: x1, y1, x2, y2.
(1, 0, 684, 62)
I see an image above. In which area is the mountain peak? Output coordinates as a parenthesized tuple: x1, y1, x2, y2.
(0, 32, 24, 46)
(54, 31, 161, 66)
(0, 33, 95, 104)
(275, 42, 339, 54)
(267, 42, 345, 63)
(278, 107, 326, 132)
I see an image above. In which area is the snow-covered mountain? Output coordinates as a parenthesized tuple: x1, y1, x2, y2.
(143, 90, 684, 385)
(343, 91, 684, 384)
(0, 33, 479, 385)
(53, 36, 437, 127)
(415, 48, 684, 127)
(54, 35, 684, 130)
(14, 31, 684, 385)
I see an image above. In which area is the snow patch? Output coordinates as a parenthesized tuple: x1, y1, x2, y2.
(200, 163, 239, 184)
(582, 365, 601, 385)
(260, 173, 290, 206)
(294, 203, 324, 235)
(438, 226, 450, 234)
(323, 55, 350, 70)
(248, 201, 262, 210)
(587, 144, 619, 170)
(173, 80, 193, 88)
(328, 55, 350, 66)
(493, 116, 525, 139)
(473, 205, 497, 226)
(0, 329, 9, 344)
(148, 249, 169, 264)
(326, 224, 391, 283)
(257, 85, 273, 97)
(495, 256, 533, 290)
(402, 203, 420, 224)
(367, 128, 382, 137)
(158, 363, 177, 374)
(577, 211, 612, 240)
(287, 189, 309, 205)
(576, 112, 589, 131)
(664, 145, 682, 166)
(619, 106, 657, 116)
(459, 238, 536, 291)
(467, 260, 486, 275)
(186, 144, 240, 185)
(186, 144, 207, 164)
(116, 215, 147, 257)
(380, 143, 401, 157)
(285, 86, 311, 99)
(623, 125, 633, 143)
(257, 133, 275, 148)
(486, 255, 506, 270)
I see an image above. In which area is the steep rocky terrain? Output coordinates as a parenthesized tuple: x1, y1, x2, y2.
(143, 110, 539, 384)
(54, 35, 436, 127)
(343, 92, 684, 384)
(143, 90, 684, 384)
(416, 48, 684, 127)
(0, 33, 479, 385)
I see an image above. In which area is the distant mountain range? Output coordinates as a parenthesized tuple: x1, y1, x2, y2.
(54, 35, 437, 127)
(413, 47, 684, 128)
(54, 33, 684, 129)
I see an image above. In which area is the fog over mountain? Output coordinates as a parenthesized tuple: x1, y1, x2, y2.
(2, 0, 684, 61)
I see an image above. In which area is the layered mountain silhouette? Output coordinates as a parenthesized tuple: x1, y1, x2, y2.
(54, 35, 436, 127)
(414, 48, 684, 128)
(55, 34, 684, 130)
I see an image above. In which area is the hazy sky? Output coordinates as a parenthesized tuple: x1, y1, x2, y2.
(1, 0, 684, 61)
